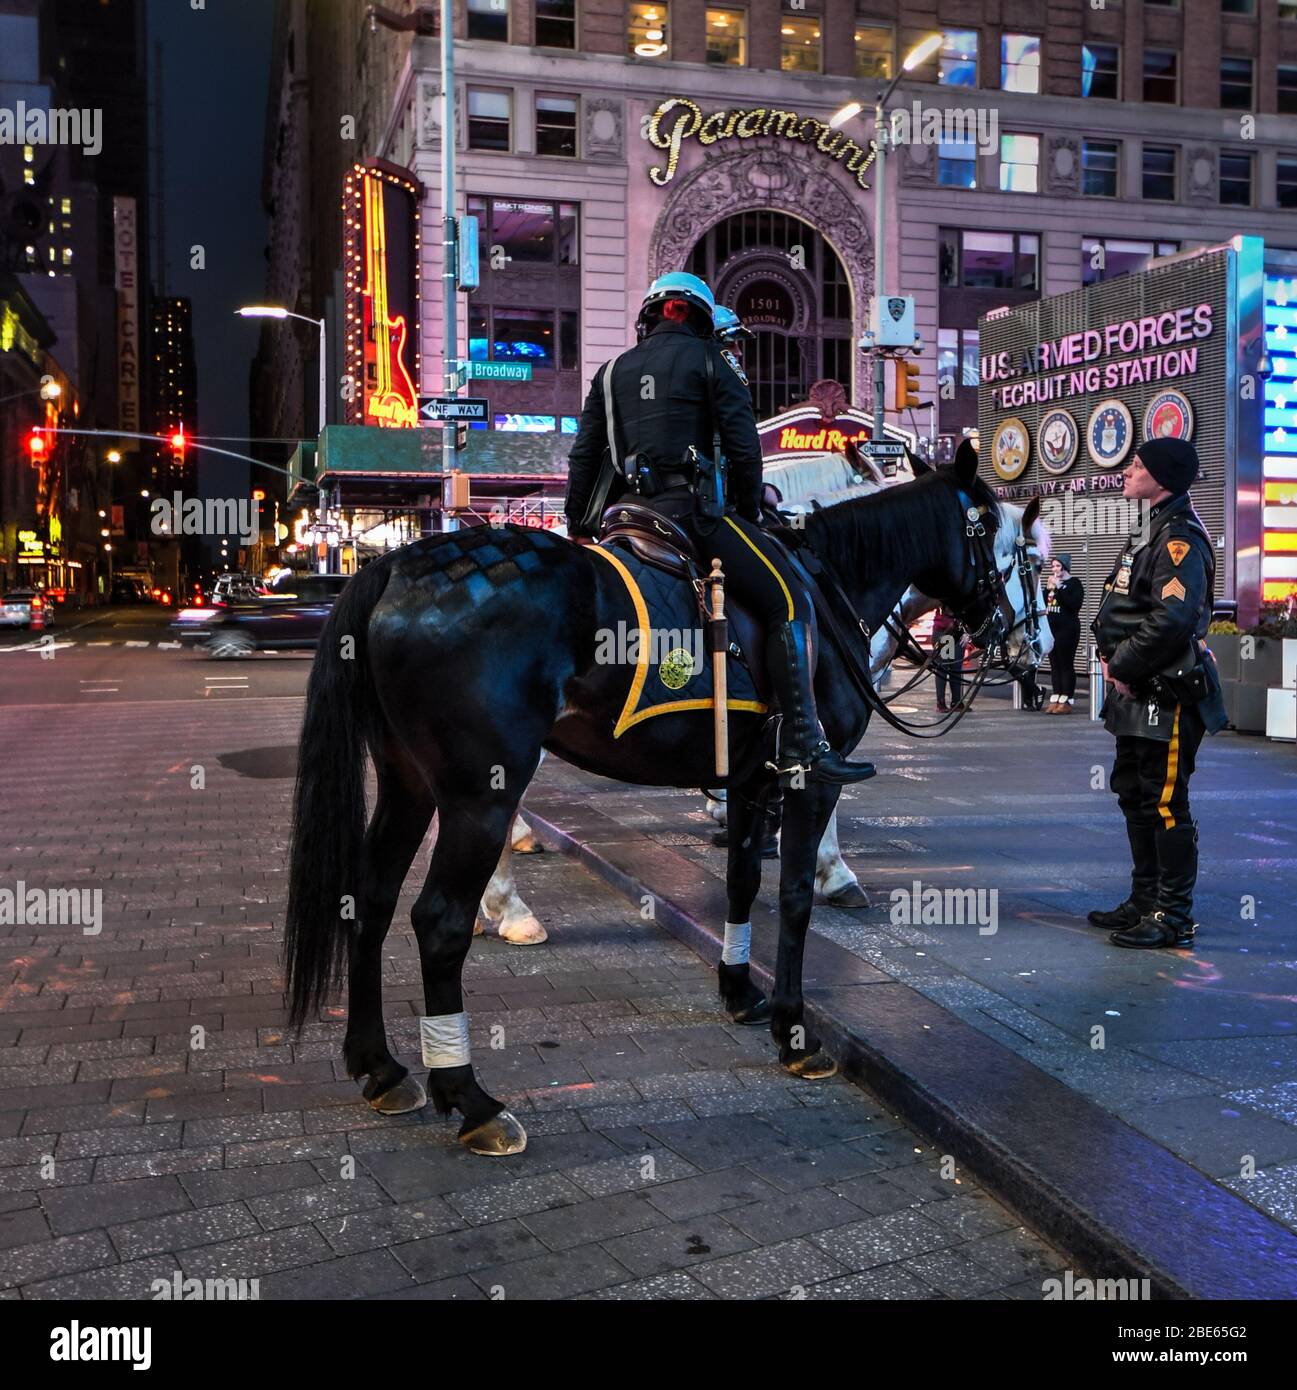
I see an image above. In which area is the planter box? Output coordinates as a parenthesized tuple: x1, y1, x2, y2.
(1240, 636, 1286, 689)
(1235, 682, 1269, 734)
(1206, 633, 1241, 681)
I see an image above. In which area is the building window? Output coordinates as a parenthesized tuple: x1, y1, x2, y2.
(780, 14, 821, 73)
(940, 230, 1039, 291)
(536, 94, 578, 157)
(706, 9, 746, 66)
(1221, 56, 1253, 110)
(855, 24, 893, 81)
(999, 133, 1039, 193)
(1082, 238, 1179, 287)
(938, 328, 980, 388)
(1222, 0, 1254, 12)
(467, 0, 509, 42)
(1143, 50, 1178, 103)
(939, 29, 978, 88)
(1283, 1, 1297, 18)
(1278, 157, 1297, 210)
(1082, 43, 1119, 99)
(467, 88, 511, 151)
(469, 196, 579, 267)
(938, 134, 978, 188)
(1082, 139, 1119, 197)
(1280, 66, 1297, 114)
(628, 3, 668, 58)
(1142, 145, 1177, 201)
(1001, 34, 1040, 93)
(1220, 151, 1253, 206)
(469, 308, 578, 371)
(535, 0, 576, 49)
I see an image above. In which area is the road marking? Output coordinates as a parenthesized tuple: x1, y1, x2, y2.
(157, 641, 182, 650)
(124, 641, 149, 648)
(86, 640, 113, 647)
(80, 687, 119, 694)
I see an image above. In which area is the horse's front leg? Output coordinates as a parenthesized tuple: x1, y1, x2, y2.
(773, 782, 840, 1079)
(719, 782, 772, 1026)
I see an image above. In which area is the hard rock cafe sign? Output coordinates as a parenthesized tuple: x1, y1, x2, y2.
(647, 98, 878, 190)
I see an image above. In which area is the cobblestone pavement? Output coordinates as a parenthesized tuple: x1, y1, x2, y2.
(531, 681, 1297, 1238)
(0, 689, 1071, 1300)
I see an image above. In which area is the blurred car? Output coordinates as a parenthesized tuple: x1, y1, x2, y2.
(0, 588, 54, 629)
(203, 572, 350, 658)
(45, 586, 83, 612)
(169, 574, 271, 646)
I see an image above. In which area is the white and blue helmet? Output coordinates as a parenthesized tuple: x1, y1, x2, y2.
(639, 271, 716, 327)
(714, 305, 754, 343)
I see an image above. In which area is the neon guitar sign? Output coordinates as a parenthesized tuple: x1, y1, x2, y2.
(362, 172, 419, 428)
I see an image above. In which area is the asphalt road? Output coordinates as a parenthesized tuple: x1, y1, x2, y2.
(0, 605, 312, 705)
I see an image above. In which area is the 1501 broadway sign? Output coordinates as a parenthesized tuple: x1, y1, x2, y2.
(647, 98, 877, 189)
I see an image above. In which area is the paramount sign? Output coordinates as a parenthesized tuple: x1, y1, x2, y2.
(648, 98, 878, 189)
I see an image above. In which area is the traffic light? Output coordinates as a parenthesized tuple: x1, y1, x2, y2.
(891, 359, 922, 412)
(170, 426, 187, 462)
(27, 429, 47, 462)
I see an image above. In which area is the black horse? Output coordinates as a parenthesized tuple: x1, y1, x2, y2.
(283, 450, 1021, 1155)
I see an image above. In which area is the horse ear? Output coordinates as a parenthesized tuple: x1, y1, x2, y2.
(1021, 495, 1041, 534)
(904, 445, 932, 476)
(953, 439, 979, 487)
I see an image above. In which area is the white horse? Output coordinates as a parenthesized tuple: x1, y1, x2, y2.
(475, 451, 1053, 939)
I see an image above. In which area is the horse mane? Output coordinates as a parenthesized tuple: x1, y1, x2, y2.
(806, 469, 999, 578)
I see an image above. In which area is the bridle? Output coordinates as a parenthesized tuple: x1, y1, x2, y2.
(800, 482, 1019, 739)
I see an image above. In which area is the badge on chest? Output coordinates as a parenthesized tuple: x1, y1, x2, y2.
(1112, 554, 1134, 595)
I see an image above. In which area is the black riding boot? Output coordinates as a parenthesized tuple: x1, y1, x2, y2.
(1111, 822, 1198, 949)
(765, 620, 875, 788)
(1087, 821, 1158, 931)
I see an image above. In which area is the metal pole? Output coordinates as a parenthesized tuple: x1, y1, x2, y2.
(871, 98, 887, 444)
(317, 316, 328, 438)
(441, 0, 458, 480)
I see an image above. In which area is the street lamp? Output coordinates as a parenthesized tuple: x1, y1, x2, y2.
(106, 450, 122, 464)
(235, 305, 328, 438)
(830, 32, 942, 443)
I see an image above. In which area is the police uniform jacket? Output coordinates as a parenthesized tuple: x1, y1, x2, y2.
(1091, 492, 1226, 739)
(563, 320, 764, 533)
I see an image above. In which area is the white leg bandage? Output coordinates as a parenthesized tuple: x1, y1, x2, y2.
(722, 921, 752, 966)
(420, 1012, 470, 1068)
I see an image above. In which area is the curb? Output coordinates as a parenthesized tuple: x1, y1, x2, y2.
(523, 794, 1297, 1300)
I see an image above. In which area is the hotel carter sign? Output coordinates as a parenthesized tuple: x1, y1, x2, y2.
(647, 98, 878, 190)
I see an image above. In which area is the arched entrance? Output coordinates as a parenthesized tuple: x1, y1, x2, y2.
(687, 213, 853, 420)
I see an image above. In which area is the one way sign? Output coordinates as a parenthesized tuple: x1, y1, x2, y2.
(419, 396, 488, 423)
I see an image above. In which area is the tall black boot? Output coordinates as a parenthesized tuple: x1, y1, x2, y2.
(1111, 823, 1198, 949)
(1088, 820, 1158, 931)
(764, 620, 875, 788)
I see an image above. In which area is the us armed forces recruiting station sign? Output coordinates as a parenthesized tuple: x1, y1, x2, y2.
(977, 243, 1254, 669)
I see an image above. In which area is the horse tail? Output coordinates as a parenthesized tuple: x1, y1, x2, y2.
(284, 558, 394, 1030)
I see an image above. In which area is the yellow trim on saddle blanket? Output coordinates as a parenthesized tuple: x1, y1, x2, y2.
(589, 545, 768, 738)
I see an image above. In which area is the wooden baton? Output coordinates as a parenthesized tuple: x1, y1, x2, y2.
(707, 558, 729, 779)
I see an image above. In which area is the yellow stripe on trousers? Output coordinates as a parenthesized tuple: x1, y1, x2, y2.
(722, 515, 795, 622)
(1157, 705, 1182, 829)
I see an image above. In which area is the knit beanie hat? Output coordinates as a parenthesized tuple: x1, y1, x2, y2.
(1135, 437, 1198, 495)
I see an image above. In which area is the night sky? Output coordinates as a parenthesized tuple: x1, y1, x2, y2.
(147, 0, 275, 505)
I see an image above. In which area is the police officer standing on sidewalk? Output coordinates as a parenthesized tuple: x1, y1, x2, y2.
(1089, 438, 1227, 950)
(564, 273, 875, 787)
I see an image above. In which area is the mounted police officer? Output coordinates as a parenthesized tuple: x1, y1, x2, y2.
(564, 273, 875, 786)
(1089, 437, 1227, 950)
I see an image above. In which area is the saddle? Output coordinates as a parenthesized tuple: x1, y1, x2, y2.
(599, 500, 773, 702)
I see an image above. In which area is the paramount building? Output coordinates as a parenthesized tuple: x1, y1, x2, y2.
(263, 2, 1297, 520)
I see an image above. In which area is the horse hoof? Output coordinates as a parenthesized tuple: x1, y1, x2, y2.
(783, 1052, 838, 1080)
(473, 917, 485, 937)
(729, 998, 771, 1026)
(366, 1074, 427, 1115)
(823, 882, 870, 910)
(513, 832, 544, 855)
(459, 1109, 528, 1156)
(498, 915, 548, 945)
